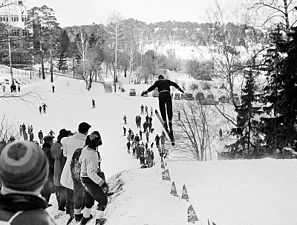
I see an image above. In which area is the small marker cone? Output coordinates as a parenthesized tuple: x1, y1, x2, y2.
(170, 181, 178, 196)
(181, 184, 189, 201)
(162, 169, 171, 181)
(187, 205, 199, 223)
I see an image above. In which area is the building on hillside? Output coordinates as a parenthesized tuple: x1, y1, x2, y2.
(0, 0, 31, 67)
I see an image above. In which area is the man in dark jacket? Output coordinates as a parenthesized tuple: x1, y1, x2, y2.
(0, 141, 56, 225)
(141, 75, 184, 135)
(41, 135, 55, 205)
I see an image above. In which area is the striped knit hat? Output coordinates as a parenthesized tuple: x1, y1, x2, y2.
(0, 141, 48, 192)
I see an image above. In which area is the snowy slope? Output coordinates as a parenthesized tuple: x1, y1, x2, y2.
(1, 67, 297, 225)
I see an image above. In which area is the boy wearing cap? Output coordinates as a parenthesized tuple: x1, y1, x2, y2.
(60, 122, 91, 220)
(79, 131, 108, 225)
(0, 141, 56, 225)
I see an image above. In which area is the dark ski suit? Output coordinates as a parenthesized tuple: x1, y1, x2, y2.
(142, 78, 184, 128)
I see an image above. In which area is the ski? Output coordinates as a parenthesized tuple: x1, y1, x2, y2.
(66, 215, 74, 225)
(154, 109, 175, 146)
(96, 218, 107, 225)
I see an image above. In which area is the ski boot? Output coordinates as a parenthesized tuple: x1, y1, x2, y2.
(80, 215, 93, 225)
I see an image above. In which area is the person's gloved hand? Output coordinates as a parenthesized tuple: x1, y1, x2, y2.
(141, 91, 148, 97)
(102, 183, 109, 194)
(178, 88, 185, 93)
(99, 180, 109, 193)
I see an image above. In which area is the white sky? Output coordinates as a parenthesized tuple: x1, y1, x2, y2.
(25, 0, 248, 27)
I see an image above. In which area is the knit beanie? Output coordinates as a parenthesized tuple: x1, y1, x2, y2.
(0, 141, 49, 192)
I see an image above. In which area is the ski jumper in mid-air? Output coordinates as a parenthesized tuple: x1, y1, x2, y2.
(141, 75, 184, 134)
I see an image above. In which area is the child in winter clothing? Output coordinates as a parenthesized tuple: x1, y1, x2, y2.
(79, 131, 108, 225)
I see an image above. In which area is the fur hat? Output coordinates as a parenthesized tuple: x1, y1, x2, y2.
(0, 141, 49, 192)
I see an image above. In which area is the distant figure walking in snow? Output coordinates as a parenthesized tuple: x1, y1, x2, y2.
(177, 110, 181, 121)
(39, 105, 42, 114)
(123, 115, 127, 124)
(92, 98, 96, 108)
(219, 128, 223, 140)
(52, 85, 55, 93)
(38, 130, 44, 144)
(42, 103, 48, 113)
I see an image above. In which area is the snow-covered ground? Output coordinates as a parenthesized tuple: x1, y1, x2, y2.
(1, 66, 297, 225)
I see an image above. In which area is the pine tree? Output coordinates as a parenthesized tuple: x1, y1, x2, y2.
(260, 25, 297, 151)
(57, 52, 68, 73)
(56, 30, 69, 73)
(226, 64, 262, 158)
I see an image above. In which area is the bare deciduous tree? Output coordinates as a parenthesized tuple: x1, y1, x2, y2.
(250, 0, 297, 31)
(174, 101, 214, 161)
(0, 115, 18, 142)
(75, 27, 104, 90)
(106, 11, 125, 92)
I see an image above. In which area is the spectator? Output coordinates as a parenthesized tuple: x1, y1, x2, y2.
(51, 129, 69, 211)
(40, 135, 55, 205)
(49, 129, 55, 136)
(60, 122, 91, 219)
(0, 141, 57, 225)
(219, 128, 223, 140)
(79, 131, 107, 225)
(42, 103, 48, 114)
(38, 130, 44, 144)
(127, 141, 131, 153)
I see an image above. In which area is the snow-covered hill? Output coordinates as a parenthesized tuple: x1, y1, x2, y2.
(1, 66, 296, 225)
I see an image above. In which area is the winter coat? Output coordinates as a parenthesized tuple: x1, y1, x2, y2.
(134, 135, 140, 143)
(41, 142, 55, 202)
(138, 145, 145, 157)
(0, 193, 56, 225)
(42, 143, 54, 177)
(160, 133, 166, 145)
(60, 133, 87, 190)
(79, 146, 103, 184)
(23, 132, 28, 141)
(38, 131, 43, 140)
(29, 132, 34, 141)
(51, 142, 65, 186)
